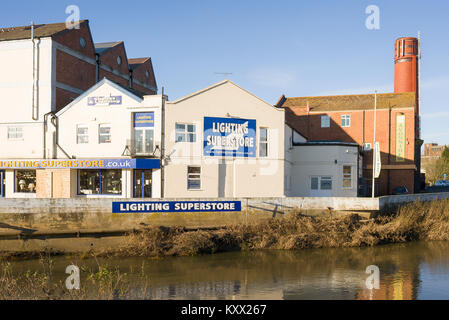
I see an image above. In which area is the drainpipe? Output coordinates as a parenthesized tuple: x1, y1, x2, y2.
(50, 114, 71, 159)
(31, 22, 39, 120)
(95, 53, 100, 83)
(43, 111, 54, 159)
(161, 87, 166, 198)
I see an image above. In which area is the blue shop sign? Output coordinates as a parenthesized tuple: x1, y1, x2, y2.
(203, 117, 256, 157)
(113, 201, 242, 213)
(87, 95, 122, 106)
(0, 158, 160, 169)
(134, 112, 154, 127)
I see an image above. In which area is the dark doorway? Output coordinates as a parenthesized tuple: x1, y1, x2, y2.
(133, 169, 152, 198)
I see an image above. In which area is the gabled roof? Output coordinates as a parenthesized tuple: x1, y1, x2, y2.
(168, 79, 282, 111)
(280, 92, 416, 112)
(128, 57, 151, 70)
(0, 20, 89, 42)
(56, 77, 143, 117)
(94, 41, 123, 54)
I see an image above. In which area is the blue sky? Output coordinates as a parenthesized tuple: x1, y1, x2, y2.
(2, 0, 449, 144)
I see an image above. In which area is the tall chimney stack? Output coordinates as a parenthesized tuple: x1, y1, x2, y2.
(394, 37, 419, 114)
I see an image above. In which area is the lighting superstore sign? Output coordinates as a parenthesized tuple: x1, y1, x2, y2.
(203, 117, 256, 157)
(87, 95, 122, 106)
(113, 201, 242, 213)
(0, 159, 160, 169)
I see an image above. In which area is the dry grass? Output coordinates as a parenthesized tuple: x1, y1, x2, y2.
(0, 252, 150, 299)
(111, 199, 449, 258)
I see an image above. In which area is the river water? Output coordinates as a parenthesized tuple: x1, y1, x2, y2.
(6, 241, 449, 299)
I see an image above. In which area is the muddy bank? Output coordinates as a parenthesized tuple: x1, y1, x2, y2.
(2, 199, 449, 260)
(106, 199, 449, 258)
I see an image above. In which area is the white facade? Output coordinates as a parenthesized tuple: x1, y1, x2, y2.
(284, 128, 360, 197)
(54, 78, 162, 198)
(0, 78, 162, 198)
(0, 38, 54, 159)
(163, 80, 285, 198)
(0, 76, 361, 199)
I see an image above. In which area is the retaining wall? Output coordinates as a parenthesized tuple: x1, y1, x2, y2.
(0, 192, 447, 237)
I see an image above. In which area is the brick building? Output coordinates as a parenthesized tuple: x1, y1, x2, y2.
(423, 143, 446, 158)
(0, 20, 158, 197)
(276, 37, 423, 196)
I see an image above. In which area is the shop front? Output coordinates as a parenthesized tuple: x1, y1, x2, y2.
(0, 159, 160, 198)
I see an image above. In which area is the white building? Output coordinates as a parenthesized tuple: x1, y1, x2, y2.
(0, 78, 162, 198)
(0, 78, 360, 199)
(163, 80, 285, 198)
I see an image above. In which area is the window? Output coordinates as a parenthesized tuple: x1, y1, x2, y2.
(187, 166, 201, 190)
(117, 56, 122, 65)
(320, 177, 332, 190)
(341, 115, 351, 127)
(363, 143, 372, 151)
(343, 166, 352, 188)
(311, 177, 319, 190)
(80, 37, 86, 48)
(321, 115, 330, 128)
(99, 124, 111, 143)
(176, 123, 196, 142)
(77, 125, 88, 144)
(15, 170, 36, 193)
(145, 70, 150, 79)
(259, 127, 268, 157)
(78, 169, 122, 195)
(7, 127, 23, 140)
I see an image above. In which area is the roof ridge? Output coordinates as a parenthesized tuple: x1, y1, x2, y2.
(286, 91, 414, 100)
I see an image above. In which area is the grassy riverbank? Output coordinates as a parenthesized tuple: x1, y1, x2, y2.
(109, 199, 449, 257)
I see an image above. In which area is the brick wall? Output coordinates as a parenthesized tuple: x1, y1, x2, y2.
(290, 107, 417, 195)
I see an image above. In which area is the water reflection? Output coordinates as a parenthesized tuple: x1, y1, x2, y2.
(6, 241, 449, 299)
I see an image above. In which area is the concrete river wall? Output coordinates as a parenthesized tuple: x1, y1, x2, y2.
(0, 192, 448, 252)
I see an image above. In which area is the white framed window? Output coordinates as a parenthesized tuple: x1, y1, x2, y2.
(259, 127, 268, 157)
(320, 176, 332, 190)
(363, 143, 372, 151)
(187, 166, 201, 190)
(343, 165, 352, 188)
(77, 125, 88, 144)
(99, 124, 111, 144)
(341, 115, 351, 127)
(321, 115, 330, 128)
(7, 127, 23, 140)
(176, 123, 196, 142)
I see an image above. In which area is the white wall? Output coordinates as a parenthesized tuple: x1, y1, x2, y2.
(56, 80, 162, 198)
(164, 81, 285, 198)
(288, 144, 359, 197)
(0, 38, 54, 159)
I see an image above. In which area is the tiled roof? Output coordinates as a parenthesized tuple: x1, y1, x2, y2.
(128, 57, 151, 70)
(281, 92, 415, 112)
(0, 20, 88, 41)
(94, 41, 123, 54)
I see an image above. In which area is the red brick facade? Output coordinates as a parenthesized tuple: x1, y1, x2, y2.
(282, 93, 419, 196)
(47, 20, 157, 111)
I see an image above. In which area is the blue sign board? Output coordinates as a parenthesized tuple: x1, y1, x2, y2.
(203, 117, 256, 157)
(134, 112, 155, 127)
(112, 201, 242, 213)
(0, 158, 160, 169)
(87, 95, 122, 106)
